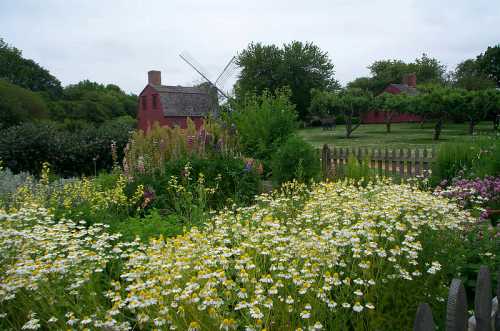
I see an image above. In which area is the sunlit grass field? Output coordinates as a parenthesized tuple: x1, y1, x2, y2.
(298, 122, 496, 149)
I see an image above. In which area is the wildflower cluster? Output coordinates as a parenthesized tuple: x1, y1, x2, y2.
(123, 119, 238, 180)
(435, 176, 500, 220)
(8, 163, 143, 219)
(0, 207, 139, 330)
(107, 180, 471, 330)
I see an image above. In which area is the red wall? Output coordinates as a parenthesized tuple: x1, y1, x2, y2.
(361, 85, 422, 124)
(137, 85, 204, 131)
(361, 111, 422, 124)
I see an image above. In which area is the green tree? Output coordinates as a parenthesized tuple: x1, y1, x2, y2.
(49, 80, 137, 124)
(461, 89, 498, 135)
(329, 88, 373, 138)
(230, 88, 298, 162)
(453, 59, 496, 90)
(0, 38, 62, 98)
(409, 87, 461, 140)
(375, 92, 409, 133)
(0, 80, 48, 129)
(355, 54, 446, 94)
(477, 44, 500, 87)
(236, 41, 338, 120)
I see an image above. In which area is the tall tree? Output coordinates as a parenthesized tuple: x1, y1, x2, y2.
(453, 59, 496, 90)
(0, 38, 62, 98)
(236, 41, 339, 120)
(476, 44, 500, 87)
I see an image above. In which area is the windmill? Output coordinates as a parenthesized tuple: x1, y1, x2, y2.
(179, 51, 238, 101)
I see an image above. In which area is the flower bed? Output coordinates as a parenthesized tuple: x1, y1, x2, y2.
(0, 180, 480, 330)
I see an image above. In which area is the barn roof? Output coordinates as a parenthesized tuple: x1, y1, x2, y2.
(151, 85, 217, 117)
(387, 84, 419, 96)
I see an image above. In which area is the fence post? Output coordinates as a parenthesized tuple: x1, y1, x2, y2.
(322, 144, 331, 180)
(496, 271, 499, 331)
(414, 303, 436, 331)
(446, 278, 468, 331)
(475, 266, 492, 331)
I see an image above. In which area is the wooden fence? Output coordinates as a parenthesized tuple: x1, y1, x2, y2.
(321, 144, 436, 179)
(414, 266, 499, 331)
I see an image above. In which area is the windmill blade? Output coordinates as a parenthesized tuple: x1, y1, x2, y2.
(179, 52, 229, 99)
(215, 56, 236, 85)
(216, 61, 239, 89)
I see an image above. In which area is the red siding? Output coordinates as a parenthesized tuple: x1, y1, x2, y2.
(362, 85, 423, 124)
(137, 85, 205, 131)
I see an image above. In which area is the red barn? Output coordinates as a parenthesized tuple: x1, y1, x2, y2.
(361, 73, 422, 124)
(137, 70, 217, 131)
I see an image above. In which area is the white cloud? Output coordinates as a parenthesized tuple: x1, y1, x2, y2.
(1, 0, 498, 94)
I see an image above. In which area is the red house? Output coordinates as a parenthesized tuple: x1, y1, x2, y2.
(361, 73, 422, 124)
(137, 70, 217, 131)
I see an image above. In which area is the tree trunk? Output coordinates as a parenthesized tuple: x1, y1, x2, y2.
(468, 120, 475, 135)
(494, 115, 499, 131)
(346, 119, 353, 138)
(386, 121, 391, 133)
(433, 119, 443, 140)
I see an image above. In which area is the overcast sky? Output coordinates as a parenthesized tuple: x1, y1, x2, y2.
(1, 0, 499, 95)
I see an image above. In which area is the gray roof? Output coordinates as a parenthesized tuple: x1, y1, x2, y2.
(151, 85, 217, 117)
(388, 84, 419, 96)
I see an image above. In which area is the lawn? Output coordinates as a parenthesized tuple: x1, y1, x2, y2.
(298, 122, 496, 149)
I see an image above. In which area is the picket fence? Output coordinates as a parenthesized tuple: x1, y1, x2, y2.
(320, 144, 436, 178)
(414, 266, 499, 331)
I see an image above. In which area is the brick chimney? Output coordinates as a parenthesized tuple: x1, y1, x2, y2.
(403, 73, 417, 88)
(148, 70, 161, 86)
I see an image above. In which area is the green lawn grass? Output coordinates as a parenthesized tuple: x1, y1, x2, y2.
(298, 121, 496, 149)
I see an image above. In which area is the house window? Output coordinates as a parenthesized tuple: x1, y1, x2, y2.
(141, 96, 147, 110)
(152, 94, 158, 110)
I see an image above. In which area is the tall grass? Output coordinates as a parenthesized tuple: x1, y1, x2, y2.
(431, 135, 500, 186)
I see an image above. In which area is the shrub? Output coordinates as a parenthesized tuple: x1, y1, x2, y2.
(271, 135, 320, 184)
(230, 88, 298, 162)
(0, 118, 134, 176)
(128, 155, 261, 216)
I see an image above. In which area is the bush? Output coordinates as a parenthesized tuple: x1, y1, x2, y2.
(271, 135, 320, 184)
(0, 118, 134, 176)
(431, 136, 500, 186)
(230, 88, 298, 162)
(128, 156, 261, 216)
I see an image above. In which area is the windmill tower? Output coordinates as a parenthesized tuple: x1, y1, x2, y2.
(179, 51, 238, 101)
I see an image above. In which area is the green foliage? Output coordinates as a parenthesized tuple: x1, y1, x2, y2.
(337, 154, 375, 183)
(271, 135, 320, 184)
(350, 54, 446, 94)
(236, 41, 339, 120)
(0, 118, 135, 176)
(0, 79, 48, 129)
(129, 156, 261, 214)
(310, 88, 373, 138)
(453, 59, 496, 90)
(231, 89, 298, 162)
(476, 44, 500, 87)
(0, 38, 63, 98)
(110, 210, 184, 242)
(430, 136, 500, 186)
(48, 80, 137, 124)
